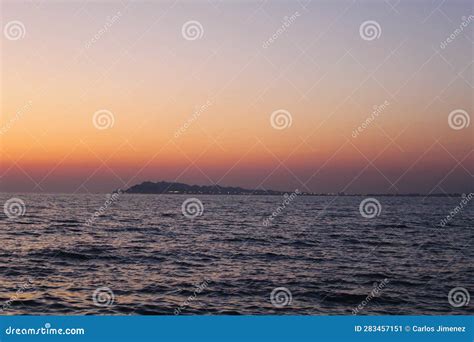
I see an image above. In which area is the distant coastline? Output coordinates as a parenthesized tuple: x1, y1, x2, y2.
(120, 181, 469, 197)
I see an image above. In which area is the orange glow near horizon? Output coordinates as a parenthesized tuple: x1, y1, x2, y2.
(1, 1, 472, 193)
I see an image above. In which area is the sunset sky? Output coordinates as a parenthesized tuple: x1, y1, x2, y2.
(1, 0, 473, 194)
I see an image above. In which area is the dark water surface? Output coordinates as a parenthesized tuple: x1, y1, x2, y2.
(0, 193, 472, 315)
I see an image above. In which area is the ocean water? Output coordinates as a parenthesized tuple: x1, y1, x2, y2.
(0, 193, 472, 315)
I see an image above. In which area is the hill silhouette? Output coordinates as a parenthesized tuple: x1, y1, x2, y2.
(123, 181, 286, 195)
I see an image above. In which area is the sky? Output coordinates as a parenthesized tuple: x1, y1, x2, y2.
(1, 0, 473, 194)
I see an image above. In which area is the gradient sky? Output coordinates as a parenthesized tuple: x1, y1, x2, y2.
(1, 0, 473, 194)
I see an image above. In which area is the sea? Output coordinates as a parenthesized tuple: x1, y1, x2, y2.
(0, 193, 472, 315)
